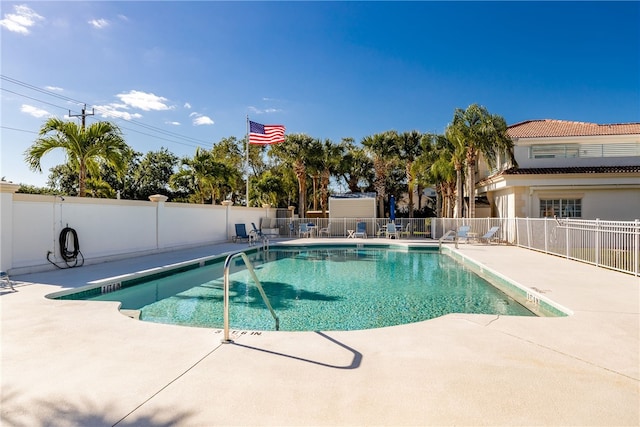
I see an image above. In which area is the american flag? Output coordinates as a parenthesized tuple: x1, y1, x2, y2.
(249, 120, 286, 144)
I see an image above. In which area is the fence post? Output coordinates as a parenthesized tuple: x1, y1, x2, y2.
(222, 200, 233, 241)
(595, 218, 600, 267)
(0, 181, 20, 272)
(565, 218, 570, 259)
(635, 219, 639, 276)
(149, 194, 168, 249)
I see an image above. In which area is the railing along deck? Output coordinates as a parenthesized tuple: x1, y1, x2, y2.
(256, 216, 638, 276)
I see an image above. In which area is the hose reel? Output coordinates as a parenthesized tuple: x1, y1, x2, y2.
(47, 226, 84, 269)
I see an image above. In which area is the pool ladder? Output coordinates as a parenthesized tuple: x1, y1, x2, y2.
(438, 229, 459, 250)
(221, 250, 279, 343)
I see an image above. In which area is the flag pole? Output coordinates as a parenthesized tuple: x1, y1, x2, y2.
(246, 115, 250, 206)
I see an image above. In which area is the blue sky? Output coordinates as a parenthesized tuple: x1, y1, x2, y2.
(2, 1, 639, 187)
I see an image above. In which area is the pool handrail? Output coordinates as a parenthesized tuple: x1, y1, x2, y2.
(222, 250, 279, 343)
(438, 229, 458, 250)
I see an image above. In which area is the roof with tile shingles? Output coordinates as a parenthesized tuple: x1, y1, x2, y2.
(503, 166, 640, 175)
(477, 165, 640, 185)
(507, 120, 640, 138)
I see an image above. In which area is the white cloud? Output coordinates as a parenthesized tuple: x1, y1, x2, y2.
(166, 121, 181, 126)
(116, 90, 172, 111)
(249, 106, 282, 114)
(0, 5, 44, 35)
(117, 14, 128, 22)
(45, 86, 63, 92)
(21, 104, 50, 118)
(88, 18, 109, 29)
(190, 113, 214, 126)
(184, 102, 192, 109)
(94, 103, 143, 121)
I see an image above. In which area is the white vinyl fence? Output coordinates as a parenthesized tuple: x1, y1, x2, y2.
(2, 182, 637, 277)
(432, 217, 640, 276)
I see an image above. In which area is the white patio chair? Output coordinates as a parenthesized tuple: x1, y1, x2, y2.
(385, 222, 398, 239)
(299, 223, 311, 238)
(318, 223, 331, 238)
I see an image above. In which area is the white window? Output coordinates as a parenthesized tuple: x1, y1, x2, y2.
(530, 144, 579, 159)
(540, 199, 582, 218)
(529, 142, 640, 159)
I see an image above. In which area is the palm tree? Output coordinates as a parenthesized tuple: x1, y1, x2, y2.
(212, 137, 245, 203)
(427, 134, 463, 218)
(398, 130, 423, 218)
(170, 147, 229, 204)
(306, 138, 324, 212)
(25, 118, 129, 197)
(317, 138, 344, 216)
(269, 133, 316, 217)
(362, 131, 399, 218)
(450, 104, 515, 218)
(337, 139, 374, 193)
(444, 126, 468, 218)
(412, 133, 436, 215)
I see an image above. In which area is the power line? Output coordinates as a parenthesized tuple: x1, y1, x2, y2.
(0, 125, 38, 134)
(1, 74, 216, 149)
(2, 86, 202, 149)
(1, 87, 73, 111)
(0, 124, 200, 151)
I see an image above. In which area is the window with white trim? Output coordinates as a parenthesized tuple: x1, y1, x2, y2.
(539, 199, 582, 218)
(529, 142, 640, 159)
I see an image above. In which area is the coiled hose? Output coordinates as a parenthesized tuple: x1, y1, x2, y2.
(47, 226, 84, 269)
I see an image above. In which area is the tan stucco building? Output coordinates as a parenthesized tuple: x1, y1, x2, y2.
(476, 120, 640, 220)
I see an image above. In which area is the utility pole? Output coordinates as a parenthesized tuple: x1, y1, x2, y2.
(69, 104, 94, 129)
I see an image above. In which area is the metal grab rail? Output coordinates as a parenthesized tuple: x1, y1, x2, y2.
(438, 229, 457, 250)
(222, 251, 279, 343)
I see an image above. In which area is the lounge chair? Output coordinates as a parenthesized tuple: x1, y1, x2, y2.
(1, 271, 15, 291)
(479, 226, 500, 244)
(457, 225, 470, 243)
(376, 223, 386, 238)
(412, 219, 431, 238)
(233, 223, 251, 243)
(385, 222, 398, 239)
(318, 223, 331, 237)
(354, 221, 367, 238)
(299, 223, 311, 238)
(250, 222, 264, 240)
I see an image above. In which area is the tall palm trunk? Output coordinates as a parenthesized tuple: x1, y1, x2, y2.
(373, 157, 387, 218)
(320, 169, 330, 217)
(435, 183, 443, 218)
(467, 149, 477, 218)
(406, 161, 414, 218)
(454, 163, 463, 218)
(79, 160, 87, 197)
(294, 160, 307, 218)
(446, 182, 456, 218)
(312, 174, 318, 211)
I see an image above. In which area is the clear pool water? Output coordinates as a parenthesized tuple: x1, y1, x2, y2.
(79, 246, 534, 331)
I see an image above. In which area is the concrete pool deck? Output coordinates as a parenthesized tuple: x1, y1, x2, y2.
(1, 239, 638, 426)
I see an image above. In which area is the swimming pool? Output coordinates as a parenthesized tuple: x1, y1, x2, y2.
(55, 245, 537, 331)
